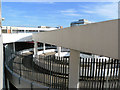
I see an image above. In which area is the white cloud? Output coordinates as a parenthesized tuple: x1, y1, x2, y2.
(64, 13, 81, 16)
(83, 3, 118, 19)
(60, 9, 82, 16)
(60, 9, 77, 13)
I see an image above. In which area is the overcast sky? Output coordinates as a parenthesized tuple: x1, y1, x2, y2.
(2, 2, 118, 27)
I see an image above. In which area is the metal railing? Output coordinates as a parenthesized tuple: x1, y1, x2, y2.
(5, 46, 120, 90)
(79, 57, 120, 89)
(5, 47, 69, 89)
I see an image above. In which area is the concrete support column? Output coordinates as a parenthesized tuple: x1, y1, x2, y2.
(43, 43, 45, 53)
(13, 42, 15, 53)
(57, 47, 61, 57)
(34, 41, 38, 57)
(0, 34, 3, 89)
(24, 30, 26, 33)
(69, 49, 80, 88)
(0, 1, 4, 89)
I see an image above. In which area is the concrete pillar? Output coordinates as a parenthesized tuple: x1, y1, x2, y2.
(24, 30, 26, 33)
(57, 47, 61, 57)
(0, 0, 4, 89)
(13, 42, 15, 53)
(34, 41, 38, 57)
(43, 43, 45, 53)
(69, 49, 80, 88)
(0, 32, 3, 90)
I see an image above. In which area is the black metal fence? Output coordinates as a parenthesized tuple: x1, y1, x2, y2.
(79, 57, 120, 89)
(5, 46, 120, 90)
(5, 46, 69, 89)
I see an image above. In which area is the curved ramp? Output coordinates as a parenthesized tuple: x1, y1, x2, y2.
(33, 19, 119, 59)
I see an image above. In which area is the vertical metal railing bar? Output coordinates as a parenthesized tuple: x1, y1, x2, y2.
(116, 60, 119, 88)
(112, 59, 116, 88)
(100, 59, 103, 89)
(86, 58, 88, 88)
(51, 55, 53, 88)
(97, 59, 101, 89)
(95, 58, 98, 88)
(63, 57, 65, 90)
(60, 57, 62, 90)
(48, 56, 50, 87)
(49, 56, 50, 87)
(44, 55, 46, 86)
(92, 58, 95, 89)
(67, 57, 69, 90)
(62, 57, 64, 90)
(39, 57, 41, 83)
(79, 57, 81, 88)
(47, 56, 49, 87)
(84, 58, 87, 88)
(54, 57, 57, 88)
(49, 55, 52, 88)
(118, 60, 120, 89)
(109, 59, 113, 89)
(115, 60, 118, 88)
(59, 57, 63, 90)
(45, 56, 47, 86)
(82, 58, 84, 88)
(89, 58, 92, 89)
(60, 57, 62, 89)
(102, 59, 106, 89)
(30, 56, 32, 81)
(55, 56, 57, 89)
(64, 57, 66, 89)
(58, 56, 61, 89)
(58, 56, 60, 89)
(53, 56, 55, 89)
(106, 58, 110, 89)
(65, 57, 67, 90)
(56, 56, 58, 89)
(87, 58, 90, 88)
(62, 56, 64, 90)
(20, 56, 22, 77)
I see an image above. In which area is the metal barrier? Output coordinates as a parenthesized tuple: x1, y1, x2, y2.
(79, 57, 120, 89)
(5, 46, 69, 89)
(5, 45, 120, 90)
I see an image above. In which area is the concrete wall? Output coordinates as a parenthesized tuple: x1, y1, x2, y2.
(0, 0, 4, 89)
(5, 65, 49, 89)
(0, 35, 3, 89)
(33, 19, 119, 59)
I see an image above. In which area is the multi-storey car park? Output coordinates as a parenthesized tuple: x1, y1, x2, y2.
(0, 1, 119, 89)
(2, 19, 120, 90)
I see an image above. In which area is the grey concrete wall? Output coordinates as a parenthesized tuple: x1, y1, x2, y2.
(0, 35, 3, 89)
(5, 65, 49, 89)
(33, 19, 119, 59)
(0, 0, 3, 89)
